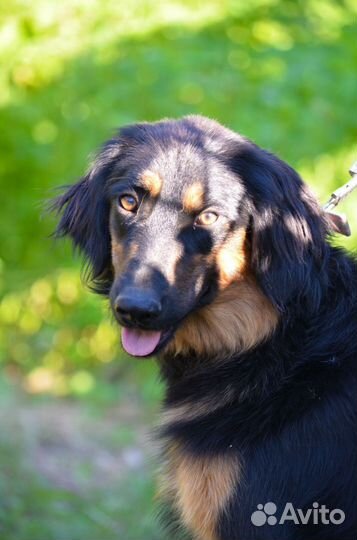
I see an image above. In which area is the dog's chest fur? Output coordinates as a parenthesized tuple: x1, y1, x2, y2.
(160, 431, 240, 540)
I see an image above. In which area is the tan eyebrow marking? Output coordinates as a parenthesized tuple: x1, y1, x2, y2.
(182, 181, 205, 213)
(140, 170, 162, 197)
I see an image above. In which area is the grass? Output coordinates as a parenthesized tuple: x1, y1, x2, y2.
(0, 375, 165, 540)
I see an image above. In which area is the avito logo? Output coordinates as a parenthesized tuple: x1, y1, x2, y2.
(251, 502, 345, 527)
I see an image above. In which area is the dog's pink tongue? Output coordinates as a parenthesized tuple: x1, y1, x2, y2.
(121, 327, 161, 357)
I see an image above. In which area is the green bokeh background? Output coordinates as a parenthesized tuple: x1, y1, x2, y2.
(0, 1, 356, 538)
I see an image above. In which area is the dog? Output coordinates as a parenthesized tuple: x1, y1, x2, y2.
(52, 115, 357, 539)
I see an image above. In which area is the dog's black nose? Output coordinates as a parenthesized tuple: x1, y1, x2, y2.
(115, 288, 162, 325)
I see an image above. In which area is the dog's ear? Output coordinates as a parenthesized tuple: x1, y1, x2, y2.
(235, 145, 328, 314)
(51, 139, 123, 294)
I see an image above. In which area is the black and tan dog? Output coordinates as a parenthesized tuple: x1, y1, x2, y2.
(52, 116, 357, 540)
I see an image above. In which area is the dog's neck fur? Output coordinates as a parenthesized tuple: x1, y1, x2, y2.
(157, 278, 278, 540)
(162, 276, 279, 366)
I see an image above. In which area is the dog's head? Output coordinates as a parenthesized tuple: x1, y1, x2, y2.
(52, 116, 329, 358)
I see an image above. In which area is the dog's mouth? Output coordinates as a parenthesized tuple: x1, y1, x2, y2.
(120, 282, 215, 358)
(121, 327, 174, 357)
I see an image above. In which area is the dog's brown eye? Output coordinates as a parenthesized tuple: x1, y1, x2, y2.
(195, 211, 218, 226)
(119, 194, 138, 213)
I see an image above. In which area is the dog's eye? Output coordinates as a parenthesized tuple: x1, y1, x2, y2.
(118, 194, 138, 213)
(195, 211, 218, 227)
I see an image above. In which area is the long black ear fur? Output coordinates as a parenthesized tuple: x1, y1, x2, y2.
(233, 144, 329, 314)
(51, 139, 122, 294)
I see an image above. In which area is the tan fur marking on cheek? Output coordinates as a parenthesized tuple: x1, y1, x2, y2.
(111, 238, 124, 275)
(111, 237, 138, 277)
(164, 243, 184, 287)
(140, 169, 162, 197)
(216, 228, 248, 288)
(182, 182, 205, 213)
(162, 445, 239, 540)
(166, 278, 279, 357)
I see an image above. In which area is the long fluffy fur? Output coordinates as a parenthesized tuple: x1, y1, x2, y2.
(52, 116, 357, 540)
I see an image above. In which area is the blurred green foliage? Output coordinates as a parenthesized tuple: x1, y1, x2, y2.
(0, 1, 356, 538)
(1, 0, 357, 392)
